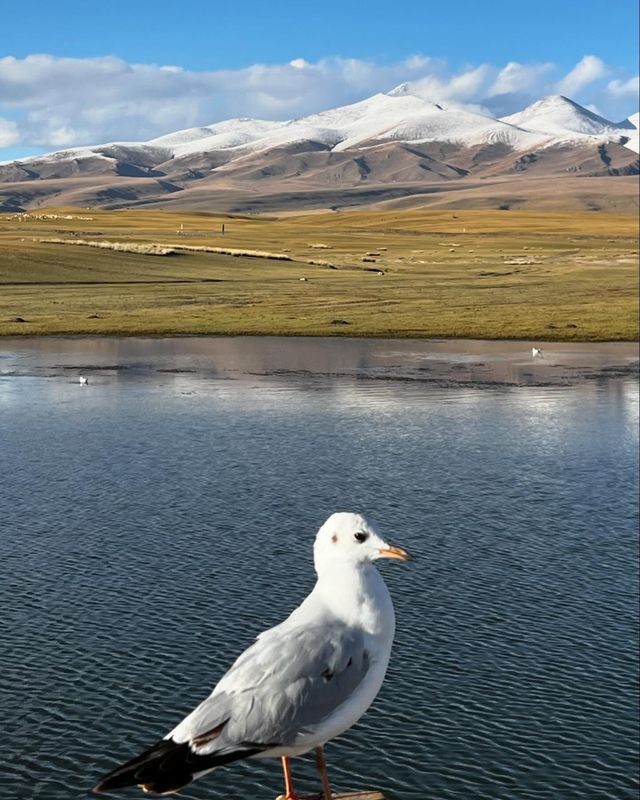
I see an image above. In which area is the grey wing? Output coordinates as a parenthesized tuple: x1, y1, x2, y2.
(169, 622, 370, 753)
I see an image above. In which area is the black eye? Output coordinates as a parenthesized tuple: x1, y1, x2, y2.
(354, 531, 369, 543)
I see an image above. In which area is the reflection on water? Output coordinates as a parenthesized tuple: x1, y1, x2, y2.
(1, 335, 638, 387)
(0, 338, 638, 800)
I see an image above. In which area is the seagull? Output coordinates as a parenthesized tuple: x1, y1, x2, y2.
(531, 347, 543, 359)
(79, 376, 89, 385)
(93, 512, 411, 797)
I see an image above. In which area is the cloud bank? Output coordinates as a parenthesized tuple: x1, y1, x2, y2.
(0, 53, 637, 155)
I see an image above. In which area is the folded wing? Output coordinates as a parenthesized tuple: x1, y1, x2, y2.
(94, 620, 371, 795)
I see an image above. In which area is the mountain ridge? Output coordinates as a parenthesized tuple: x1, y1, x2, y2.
(0, 87, 637, 213)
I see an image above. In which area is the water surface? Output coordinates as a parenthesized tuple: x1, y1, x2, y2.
(0, 337, 638, 800)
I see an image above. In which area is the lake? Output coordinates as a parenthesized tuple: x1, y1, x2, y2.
(0, 337, 638, 800)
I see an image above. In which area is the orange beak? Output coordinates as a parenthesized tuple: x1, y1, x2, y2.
(378, 545, 413, 562)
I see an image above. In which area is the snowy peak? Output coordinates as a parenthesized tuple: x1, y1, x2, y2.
(617, 112, 640, 154)
(501, 95, 620, 137)
(386, 82, 413, 97)
(149, 118, 286, 155)
(3, 91, 638, 172)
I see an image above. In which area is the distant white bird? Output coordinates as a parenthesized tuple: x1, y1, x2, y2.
(532, 347, 543, 358)
(93, 512, 411, 798)
(79, 376, 89, 385)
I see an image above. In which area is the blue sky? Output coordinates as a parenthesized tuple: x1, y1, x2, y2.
(1, 0, 638, 160)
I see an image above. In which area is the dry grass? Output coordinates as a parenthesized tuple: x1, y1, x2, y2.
(39, 238, 179, 256)
(0, 206, 637, 339)
(169, 244, 293, 260)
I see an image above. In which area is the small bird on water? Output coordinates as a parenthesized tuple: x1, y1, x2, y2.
(531, 347, 543, 359)
(93, 512, 412, 798)
(79, 376, 89, 385)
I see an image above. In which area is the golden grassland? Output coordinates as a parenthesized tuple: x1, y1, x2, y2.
(0, 207, 637, 340)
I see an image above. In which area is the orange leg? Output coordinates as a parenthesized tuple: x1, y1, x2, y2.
(314, 746, 333, 800)
(281, 756, 299, 800)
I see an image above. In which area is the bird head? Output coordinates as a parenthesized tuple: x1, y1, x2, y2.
(313, 512, 412, 574)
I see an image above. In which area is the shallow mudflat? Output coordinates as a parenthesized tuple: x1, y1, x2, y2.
(1, 335, 637, 388)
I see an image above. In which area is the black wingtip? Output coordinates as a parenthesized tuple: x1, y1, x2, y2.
(91, 777, 131, 795)
(92, 739, 192, 794)
(92, 776, 113, 793)
(93, 737, 264, 795)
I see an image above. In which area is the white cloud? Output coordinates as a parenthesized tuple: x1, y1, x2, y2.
(0, 54, 441, 150)
(48, 125, 84, 147)
(605, 75, 639, 97)
(556, 55, 607, 95)
(491, 61, 554, 95)
(449, 64, 494, 98)
(0, 117, 19, 147)
(400, 64, 494, 105)
(404, 55, 430, 70)
(0, 53, 636, 155)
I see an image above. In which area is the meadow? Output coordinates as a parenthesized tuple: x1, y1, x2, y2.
(0, 207, 637, 340)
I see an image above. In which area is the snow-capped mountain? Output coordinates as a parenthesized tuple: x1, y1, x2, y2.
(501, 95, 623, 138)
(148, 118, 284, 153)
(0, 85, 637, 213)
(9, 86, 637, 166)
(617, 112, 640, 154)
(627, 111, 640, 129)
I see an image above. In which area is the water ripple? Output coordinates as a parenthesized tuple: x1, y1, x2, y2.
(0, 366, 637, 800)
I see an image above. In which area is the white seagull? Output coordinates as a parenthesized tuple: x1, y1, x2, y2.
(79, 376, 89, 385)
(531, 347, 543, 359)
(93, 512, 412, 797)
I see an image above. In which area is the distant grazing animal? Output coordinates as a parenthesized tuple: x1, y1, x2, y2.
(531, 347, 543, 359)
(79, 376, 89, 385)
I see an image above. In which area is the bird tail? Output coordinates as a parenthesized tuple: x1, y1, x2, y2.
(93, 737, 262, 795)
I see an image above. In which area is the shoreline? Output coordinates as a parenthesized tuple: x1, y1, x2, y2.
(1, 329, 639, 343)
(2, 335, 637, 388)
